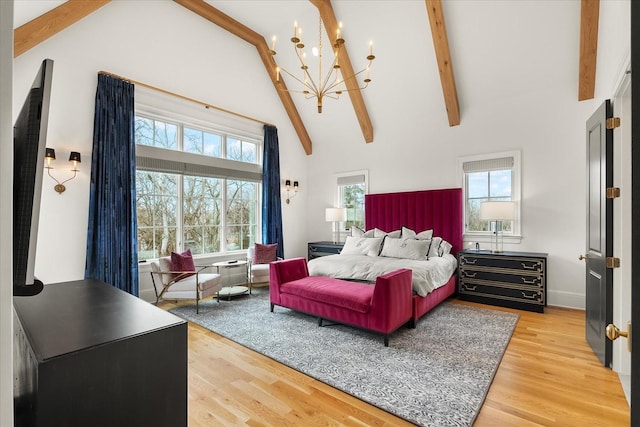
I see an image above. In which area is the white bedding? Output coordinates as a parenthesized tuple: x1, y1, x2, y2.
(307, 253, 457, 297)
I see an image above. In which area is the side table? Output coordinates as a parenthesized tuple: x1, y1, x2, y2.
(212, 260, 250, 299)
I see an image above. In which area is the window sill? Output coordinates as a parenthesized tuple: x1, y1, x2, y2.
(463, 233, 522, 245)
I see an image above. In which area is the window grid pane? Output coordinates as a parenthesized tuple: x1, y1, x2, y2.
(466, 168, 513, 233)
(135, 114, 260, 259)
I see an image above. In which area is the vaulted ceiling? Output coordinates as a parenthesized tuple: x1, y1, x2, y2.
(13, 0, 601, 155)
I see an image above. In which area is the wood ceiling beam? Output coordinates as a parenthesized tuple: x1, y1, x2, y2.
(310, 0, 374, 143)
(174, 0, 313, 155)
(14, 0, 111, 58)
(425, 0, 460, 127)
(578, 0, 600, 101)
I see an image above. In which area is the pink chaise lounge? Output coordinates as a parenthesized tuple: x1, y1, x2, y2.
(269, 257, 412, 346)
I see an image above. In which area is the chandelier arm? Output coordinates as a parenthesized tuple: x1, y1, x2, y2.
(292, 46, 322, 96)
(324, 67, 368, 93)
(279, 67, 320, 96)
(319, 53, 342, 95)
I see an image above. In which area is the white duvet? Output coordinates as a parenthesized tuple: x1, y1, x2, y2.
(307, 253, 457, 297)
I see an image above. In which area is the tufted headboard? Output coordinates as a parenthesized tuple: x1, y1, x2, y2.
(364, 188, 463, 255)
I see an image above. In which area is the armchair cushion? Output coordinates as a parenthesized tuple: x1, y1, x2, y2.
(253, 243, 277, 264)
(170, 249, 196, 281)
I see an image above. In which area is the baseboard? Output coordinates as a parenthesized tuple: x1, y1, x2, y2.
(547, 289, 584, 310)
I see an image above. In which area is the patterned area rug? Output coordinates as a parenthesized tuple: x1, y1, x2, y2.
(170, 288, 519, 426)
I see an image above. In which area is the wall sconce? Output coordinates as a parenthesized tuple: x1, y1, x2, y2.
(284, 179, 299, 204)
(44, 148, 81, 194)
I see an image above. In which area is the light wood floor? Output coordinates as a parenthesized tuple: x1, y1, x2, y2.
(159, 296, 630, 426)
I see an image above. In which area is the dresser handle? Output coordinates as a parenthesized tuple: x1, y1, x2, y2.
(521, 291, 539, 300)
(521, 277, 538, 284)
(521, 262, 540, 270)
(463, 284, 477, 291)
(309, 246, 319, 252)
(463, 271, 477, 278)
(463, 257, 478, 265)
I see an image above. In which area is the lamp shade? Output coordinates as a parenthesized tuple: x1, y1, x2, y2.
(479, 201, 515, 221)
(325, 207, 347, 222)
(45, 148, 56, 160)
(68, 151, 81, 163)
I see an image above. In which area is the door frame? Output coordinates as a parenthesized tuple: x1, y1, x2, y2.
(630, 0, 638, 423)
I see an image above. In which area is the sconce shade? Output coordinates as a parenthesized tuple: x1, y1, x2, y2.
(285, 179, 291, 187)
(68, 151, 81, 163)
(45, 148, 56, 160)
(293, 181, 299, 189)
(325, 207, 347, 222)
(480, 201, 515, 221)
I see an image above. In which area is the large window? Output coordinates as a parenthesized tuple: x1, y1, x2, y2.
(459, 152, 521, 238)
(336, 171, 368, 232)
(135, 114, 261, 261)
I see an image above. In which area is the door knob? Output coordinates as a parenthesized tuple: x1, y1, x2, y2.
(578, 254, 589, 261)
(606, 322, 631, 352)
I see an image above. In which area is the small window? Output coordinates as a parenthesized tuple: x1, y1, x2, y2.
(336, 171, 368, 232)
(458, 151, 521, 238)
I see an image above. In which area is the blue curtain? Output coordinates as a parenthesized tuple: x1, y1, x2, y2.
(262, 125, 284, 258)
(85, 74, 138, 296)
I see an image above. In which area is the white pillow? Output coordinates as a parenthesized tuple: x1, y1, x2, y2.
(428, 237, 443, 259)
(380, 238, 429, 260)
(341, 236, 384, 257)
(373, 228, 401, 238)
(402, 227, 433, 240)
(351, 226, 365, 237)
(416, 229, 434, 240)
(439, 240, 453, 256)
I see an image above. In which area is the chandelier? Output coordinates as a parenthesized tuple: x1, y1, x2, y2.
(271, 16, 375, 113)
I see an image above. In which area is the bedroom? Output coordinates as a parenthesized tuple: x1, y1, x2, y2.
(0, 0, 634, 425)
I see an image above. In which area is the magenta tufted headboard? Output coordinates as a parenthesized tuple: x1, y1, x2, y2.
(365, 188, 463, 255)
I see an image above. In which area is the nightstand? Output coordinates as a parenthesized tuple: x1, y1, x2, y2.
(458, 250, 547, 313)
(308, 241, 344, 260)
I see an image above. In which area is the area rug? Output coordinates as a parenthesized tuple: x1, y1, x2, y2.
(170, 288, 519, 426)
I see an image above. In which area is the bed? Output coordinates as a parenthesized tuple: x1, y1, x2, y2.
(308, 188, 463, 325)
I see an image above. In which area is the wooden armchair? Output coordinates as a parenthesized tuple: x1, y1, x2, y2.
(149, 257, 222, 313)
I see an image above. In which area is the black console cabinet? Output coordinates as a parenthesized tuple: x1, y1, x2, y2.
(458, 250, 548, 313)
(13, 279, 187, 427)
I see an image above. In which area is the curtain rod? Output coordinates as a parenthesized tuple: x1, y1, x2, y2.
(98, 71, 274, 127)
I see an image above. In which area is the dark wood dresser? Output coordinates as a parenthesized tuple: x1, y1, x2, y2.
(458, 250, 547, 313)
(13, 278, 187, 426)
(308, 241, 344, 260)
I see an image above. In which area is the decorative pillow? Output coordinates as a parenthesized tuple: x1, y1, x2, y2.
(253, 243, 278, 264)
(351, 226, 365, 237)
(363, 228, 376, 238)
(439, 240, 453, 256)
(401, 227, 433, 240)
(380, 237, 429, 260)
(428, 237, 443, 259)
(170, 249, 196, 281)
(416, 229, 434, 240)
(340, 236, 384, 257)
(372, 228, 401, 238)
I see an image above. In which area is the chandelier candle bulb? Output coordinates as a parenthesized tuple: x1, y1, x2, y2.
(271, 36, 276, 52)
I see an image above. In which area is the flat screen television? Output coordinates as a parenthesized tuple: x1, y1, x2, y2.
(13, 58, 54, 297)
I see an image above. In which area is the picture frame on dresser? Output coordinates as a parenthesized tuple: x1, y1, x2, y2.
(457, 250, 547, 313)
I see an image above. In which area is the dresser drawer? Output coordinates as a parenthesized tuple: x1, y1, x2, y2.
(459, 268, 544, 286)
(459, 280, 545, 306)
(459, 253, 545, 273)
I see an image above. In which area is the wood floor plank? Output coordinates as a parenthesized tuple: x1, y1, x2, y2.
(159, 298, 630, 426)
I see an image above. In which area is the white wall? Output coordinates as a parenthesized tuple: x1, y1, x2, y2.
(1, 2, 13, 424)
(12, 1, 309, 299)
